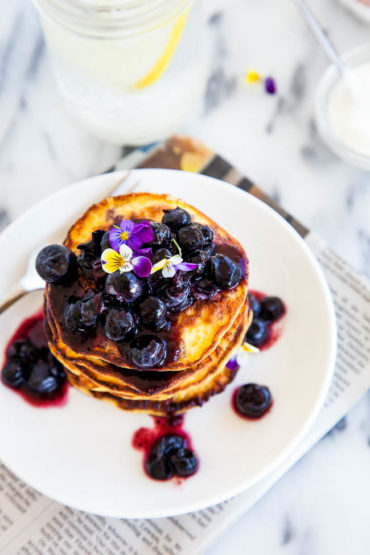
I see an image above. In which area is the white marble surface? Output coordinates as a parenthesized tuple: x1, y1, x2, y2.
(0, 0, 369, 553)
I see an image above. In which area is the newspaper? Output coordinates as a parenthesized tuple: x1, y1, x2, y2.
(0, 230, 369, 555)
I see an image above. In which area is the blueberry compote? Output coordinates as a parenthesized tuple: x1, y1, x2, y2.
(132, 415, 198, 481)
(1, 310, 68, 407)
(233, 384, 272, 419)
(40, 207, 247, 371)
(245, 291, 285, 350)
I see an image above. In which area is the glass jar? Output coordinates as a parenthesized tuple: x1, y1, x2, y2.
(32, 0, 206, 145)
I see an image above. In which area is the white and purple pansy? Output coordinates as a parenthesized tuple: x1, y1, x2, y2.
(101, 244, 152, 278)
(109, 219, 153, 252)
(151, 254, 197, 279)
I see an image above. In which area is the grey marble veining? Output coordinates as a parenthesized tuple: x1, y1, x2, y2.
(0, 0, 369, 553)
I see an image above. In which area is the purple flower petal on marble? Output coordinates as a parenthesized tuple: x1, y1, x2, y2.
(175, 262, 198, 272)
(226, 357, 240, 371)
(132, 256, 152, 278)
(264, 76, 277, 95)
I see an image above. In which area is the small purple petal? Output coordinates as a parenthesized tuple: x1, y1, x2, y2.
(131, 256, 152, 278)
(120, 220, 135, 233)
(264, 76, 277, 95)
(109, 228, 122, 252)
(175, 262, 198, 272)
(136, 224, 154, 243)
(134, 247, 153, 258)
(126, 234, 142, 251)
(226, 357, 240, 371)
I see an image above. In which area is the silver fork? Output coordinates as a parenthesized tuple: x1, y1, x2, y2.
(0, 172, 139, 315)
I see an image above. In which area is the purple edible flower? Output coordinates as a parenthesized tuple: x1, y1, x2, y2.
(131, 255, 152, 278)
(226, 357, 240, 371)
(264, 76, 277, 95)
(109, 220, 153, 252)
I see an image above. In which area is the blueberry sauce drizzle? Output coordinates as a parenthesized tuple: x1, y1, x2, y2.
(1, 310, 69, 407)
(132, 415, 198, 481)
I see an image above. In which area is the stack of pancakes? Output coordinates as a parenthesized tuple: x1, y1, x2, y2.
(45, 193, 252, 416)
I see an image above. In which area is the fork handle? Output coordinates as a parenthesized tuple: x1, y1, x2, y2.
(0, 283, 29, 315)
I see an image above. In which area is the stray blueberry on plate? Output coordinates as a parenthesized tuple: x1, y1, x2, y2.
(245, 318, 270, 347)
(1, 360, 25, 389)
(234, 383, 272, 418)
(7, 339, 38, 362)
(170, 448, 198, 477)
(248, 293, 261, 318)
(26, 360, 60, 398)
(145, 450, 174, 481)
(260, 296, 284, 322)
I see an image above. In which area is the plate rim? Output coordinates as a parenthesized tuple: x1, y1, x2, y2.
(0, 169, 337, 518)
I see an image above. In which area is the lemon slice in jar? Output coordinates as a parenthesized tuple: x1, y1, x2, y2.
(134, 9, 189, 90)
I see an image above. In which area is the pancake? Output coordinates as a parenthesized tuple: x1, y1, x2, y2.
(46, 193, 248, 372)
(43, 192, 250, 416)
(46, 303, 252, 416)
(46, 299, 251, 402)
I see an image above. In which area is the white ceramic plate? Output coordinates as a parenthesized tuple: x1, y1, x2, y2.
(0, 170, 336, 518)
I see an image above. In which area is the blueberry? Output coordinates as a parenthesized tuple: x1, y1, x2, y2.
(105, 271, 143, 304)
(260, 296, 285, 322)
(177, 224, 204, 253)
(208, 254, 241, 290)
(248, 293, 261, 318)
(77, 251, 97, 280)
(26, 360, 59, 398)
(245, 318, 270, 347)
(170, 448, 198, 477)
(100, 231, 111, 252)
(151, 248, 172, 266)
(162, 207, 191, 230)
(149, 222, 171, 247)
(48, 356, 66, 381)
(94, 292, 110, 316)
(145, 450, 173, 481)
(130, 335, 167, 368)
(192, 223, 213, 249)
(104, 309, 135, 342)
(80, 296, 98, 328)
(234, 384, 272, 418)
(7, 339, 38, 362)
(36, 244, 77, 285)
(151, 434, 186, 458)
(189, 250, 210, 274)
(139, 297, 167, 330)
(1, 360, 25, 389)
(63, 301, 84, 334)
(161, 283, 191, 313)
(191, 278, 219, 301)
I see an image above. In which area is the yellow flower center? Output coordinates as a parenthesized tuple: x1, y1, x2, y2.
(120, 231, 129, 241)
